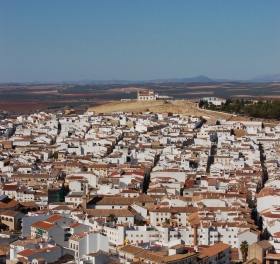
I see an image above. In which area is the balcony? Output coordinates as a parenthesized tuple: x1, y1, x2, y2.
(35, 228, 46, 235)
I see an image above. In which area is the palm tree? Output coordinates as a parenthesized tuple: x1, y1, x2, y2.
(240, 240, 249, 262)
(108, 214, 118, 223)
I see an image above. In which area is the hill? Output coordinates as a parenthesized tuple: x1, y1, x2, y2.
(87, 100, 199, 115)
(250, 74, 280, 82)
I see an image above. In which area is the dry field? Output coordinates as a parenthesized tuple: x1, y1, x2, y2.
(0, 102, 47, 112)
(87, 100, 199, 115)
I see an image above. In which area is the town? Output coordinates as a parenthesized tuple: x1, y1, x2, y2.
(0, 94, 280, 264)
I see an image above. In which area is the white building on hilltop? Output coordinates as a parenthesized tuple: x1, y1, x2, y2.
(137, 90, 158, 100)
(202, 97, 226, 106)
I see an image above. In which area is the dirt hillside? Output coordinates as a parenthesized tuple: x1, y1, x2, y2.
(87, 100, 202, 115)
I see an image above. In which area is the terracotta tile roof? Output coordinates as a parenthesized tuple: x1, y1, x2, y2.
(136, 250, 165, 262)
(2, 184, 18, 191)
(119, 245, 144, 255)
(147, 188, 167, 193)
(31, 221, 55, 230)
(134, 193, 155, 203)
(52, 205, 73, 210)
(17, 248, 36, 257)
(35, 246, 60, 253)
(85, 208, 134, 217)
(95, 197, 135, 205)
(70, 222, 81, 228)
(231, 248, 239, 261)
(261, 211, 280, 218)
(265, 253, 280, 260)
(202, 242, 231, 257)
(165, 252, 196, 262)
(20, 201, 38, 207)
(273, 232, 280, 237)
(0, 210, 21, 217)
(150, 206, 198, 213)
(256, 240, 273, 249)
(121, 190, 139, 193)
(45, 214, 64, 223)
(69, 231, 87, 241)
(17, 256, 29, 263)
(0, 199, 19, 209)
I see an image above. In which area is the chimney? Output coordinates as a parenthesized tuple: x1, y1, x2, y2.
(193, 224, 198, 246)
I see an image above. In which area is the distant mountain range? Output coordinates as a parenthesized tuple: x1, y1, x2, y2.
(3, 74, 280, 85)
(249, 74, 280, 83)
(62, 74, 280, 84)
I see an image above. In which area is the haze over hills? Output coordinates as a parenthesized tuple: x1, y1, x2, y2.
(2, 74, 280, 85)
(250, 74, 280, 83)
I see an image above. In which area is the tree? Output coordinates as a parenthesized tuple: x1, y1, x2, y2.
(164, 218, 171, 224)
(240, 240, 249, 262)
(15, 220, 22, 232)
(198, 100, 204, 108)
(180, 187, 184, 196)
(108, 214, 118, 223)
(0, 221, 8, 231)
(52, 151, 58, 159)
(135, 220, 145, 226)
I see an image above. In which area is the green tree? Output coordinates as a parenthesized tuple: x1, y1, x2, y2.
(180, 187, 184, 196)
(135, 220, 145, 226)
(240, 240, 249, 262)
(198, 100, 204, 108)
(0, 221, 8, 231)
(16, 220, 22, 232)
(52, 151, 59, 159)
(164, 218, 171, 224)
(108, 214, 118, 223)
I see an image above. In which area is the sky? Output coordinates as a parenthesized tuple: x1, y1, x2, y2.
(0, 1, 280, 82)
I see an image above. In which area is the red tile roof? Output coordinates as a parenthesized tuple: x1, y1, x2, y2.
(31, 221, 55, 230)
(45, 214, 64, 223)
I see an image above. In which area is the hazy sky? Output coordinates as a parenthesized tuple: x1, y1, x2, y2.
(0, 1, 279, 82)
